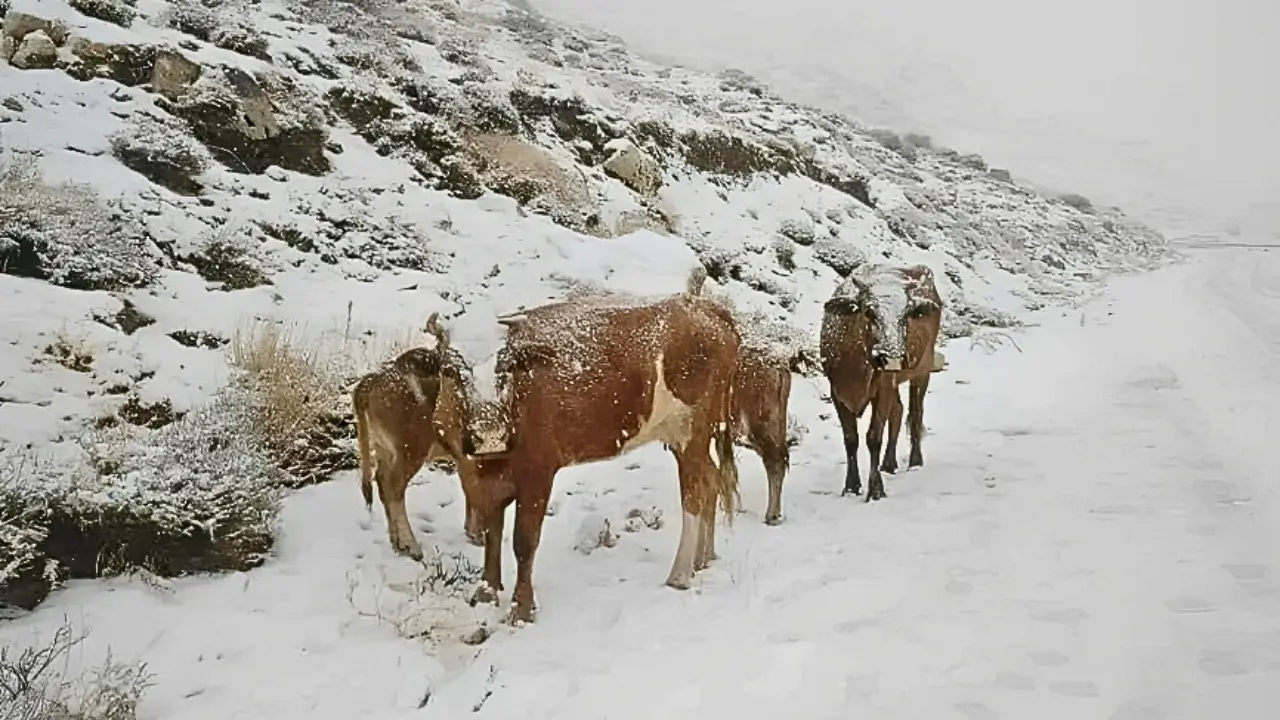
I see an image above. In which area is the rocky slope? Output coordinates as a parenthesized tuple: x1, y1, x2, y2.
(0, 0, 1166, 612)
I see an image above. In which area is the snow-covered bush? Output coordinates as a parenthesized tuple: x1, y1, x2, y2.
(109, 111, 211, 195)
(811, 235, 868, 277)
(0, 147, 158, 291)
(80, 386, 282, 552)
(0, 385, 282, 612)
(68, 0, 136, 28)
(1059, 192, 1094, 213)
(0, 620, 153, 720)
(164, 0, 220, 40)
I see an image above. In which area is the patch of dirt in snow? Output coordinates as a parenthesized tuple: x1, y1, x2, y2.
(0, 0, 1170, 713)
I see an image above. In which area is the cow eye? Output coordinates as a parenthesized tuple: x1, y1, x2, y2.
(907, 303, 932, 318)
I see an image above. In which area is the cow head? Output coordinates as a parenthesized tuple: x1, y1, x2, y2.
(824, 264, 940, 372)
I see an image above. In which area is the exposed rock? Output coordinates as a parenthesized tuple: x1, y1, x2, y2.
(165, 67, 331, 176)
(2, 12, 71, 48)
(10, 29, 57, 69)
(63, 37, 156, 86)
(1, 35, 14, 64)
(601, 138, 662, 196)
(151, 49, 201, 101)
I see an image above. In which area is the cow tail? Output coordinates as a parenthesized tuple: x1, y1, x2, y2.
(714, 368, 741, 524)
(353, 391, 375, 511)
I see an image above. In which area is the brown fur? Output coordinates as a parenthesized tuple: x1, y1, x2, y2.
(468, 289, 742, 624)
(351, 313, 486, 558)
(819, 264, 943, 501)
(731, 344, 793, 525)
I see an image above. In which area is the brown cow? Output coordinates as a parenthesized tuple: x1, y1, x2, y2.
(819, 263, 943, 501)
(731, 342, 793, 525)
(465, 288, 742, 624)
(351, 313, 487, 559)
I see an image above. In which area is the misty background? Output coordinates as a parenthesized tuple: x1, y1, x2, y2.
(531, 0, 1278, 241)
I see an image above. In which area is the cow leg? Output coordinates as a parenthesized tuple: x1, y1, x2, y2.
(509, 472, 553, 624)
(473, 497, 510, 606)
(834, 399, 862, 496)
(908, 374, 931, 468)
(464, 500, 485, 548)
(864, 391, 889, 502)
(668, 445, 711, 589)
(880, 384, 904, 475)
(762, 438, 789, 525)
(377, 460, 424, 560)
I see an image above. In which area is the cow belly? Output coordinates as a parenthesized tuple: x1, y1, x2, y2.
(620, 354, 694, 453)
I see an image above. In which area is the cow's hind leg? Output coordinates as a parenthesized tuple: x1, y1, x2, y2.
(668, 444, 712, 589)
(880, 384, 903, 475)
(762, 437, 789, 525)
(379, 459, 424, 560)
(834, 398, 862, 496)
(508, 468, 554, 624)
(908, 374, 931, 468)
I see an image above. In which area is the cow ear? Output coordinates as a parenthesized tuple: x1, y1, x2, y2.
(824, 296, 860, 315)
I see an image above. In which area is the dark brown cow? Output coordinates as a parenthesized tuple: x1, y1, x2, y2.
(466, 289, 742, 624)
(351, 314, 486, 559)
(819, 263, 944, 501)
(731, 343, 793, 525)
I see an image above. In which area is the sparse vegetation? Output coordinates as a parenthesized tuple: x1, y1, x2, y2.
(1059, 192, 1094, 213)
(0, 620, 153, 720)
(68, 0, 136, 28)
(42, 334, 95, 373)
(0, 147, 158, 291)
(109, 111, 211, 195)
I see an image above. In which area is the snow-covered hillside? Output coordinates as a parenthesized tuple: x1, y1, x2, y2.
(529, 0, 1280, 241)
(0, 0, 1173, 716)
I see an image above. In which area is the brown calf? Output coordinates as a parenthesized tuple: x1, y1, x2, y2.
(351, 314, 486, 559)
(819, 263, 943, 501)
(467, 289, 742, 624)
(731, 343, 793, 525)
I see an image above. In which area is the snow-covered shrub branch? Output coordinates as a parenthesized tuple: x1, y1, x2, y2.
(0, 144, 158, 291)
(0, 619, 153, 720)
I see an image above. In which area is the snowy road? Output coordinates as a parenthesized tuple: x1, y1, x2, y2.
(4, 248, 1278, 719)
(422, 246, 1280, 720)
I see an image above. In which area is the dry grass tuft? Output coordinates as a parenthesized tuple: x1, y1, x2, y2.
(227, 314, 439, 483)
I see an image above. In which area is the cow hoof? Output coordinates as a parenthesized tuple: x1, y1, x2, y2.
(880, 462, 898, 475)
(470, 584, 500, 606)
(665, 574, 693, 591)
(865, 488, 886, 502)
(465, 531, 485, 548)
(841, 486, 861, 497)
(909, 452, 924, 468)
(505, 602, 536, 625)
(764, 514, 783, 526)
(397, 542, 425, 561)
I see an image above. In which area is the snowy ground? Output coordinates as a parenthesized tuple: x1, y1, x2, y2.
(4, 241, 1276, 718)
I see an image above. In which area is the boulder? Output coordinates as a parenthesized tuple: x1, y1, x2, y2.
(602, 138, 663, 196)
(2, 12, 70, 48)
(166, 67, 331, 176)
(151, 49, 201, 101)
(10, 28, 57, 69)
